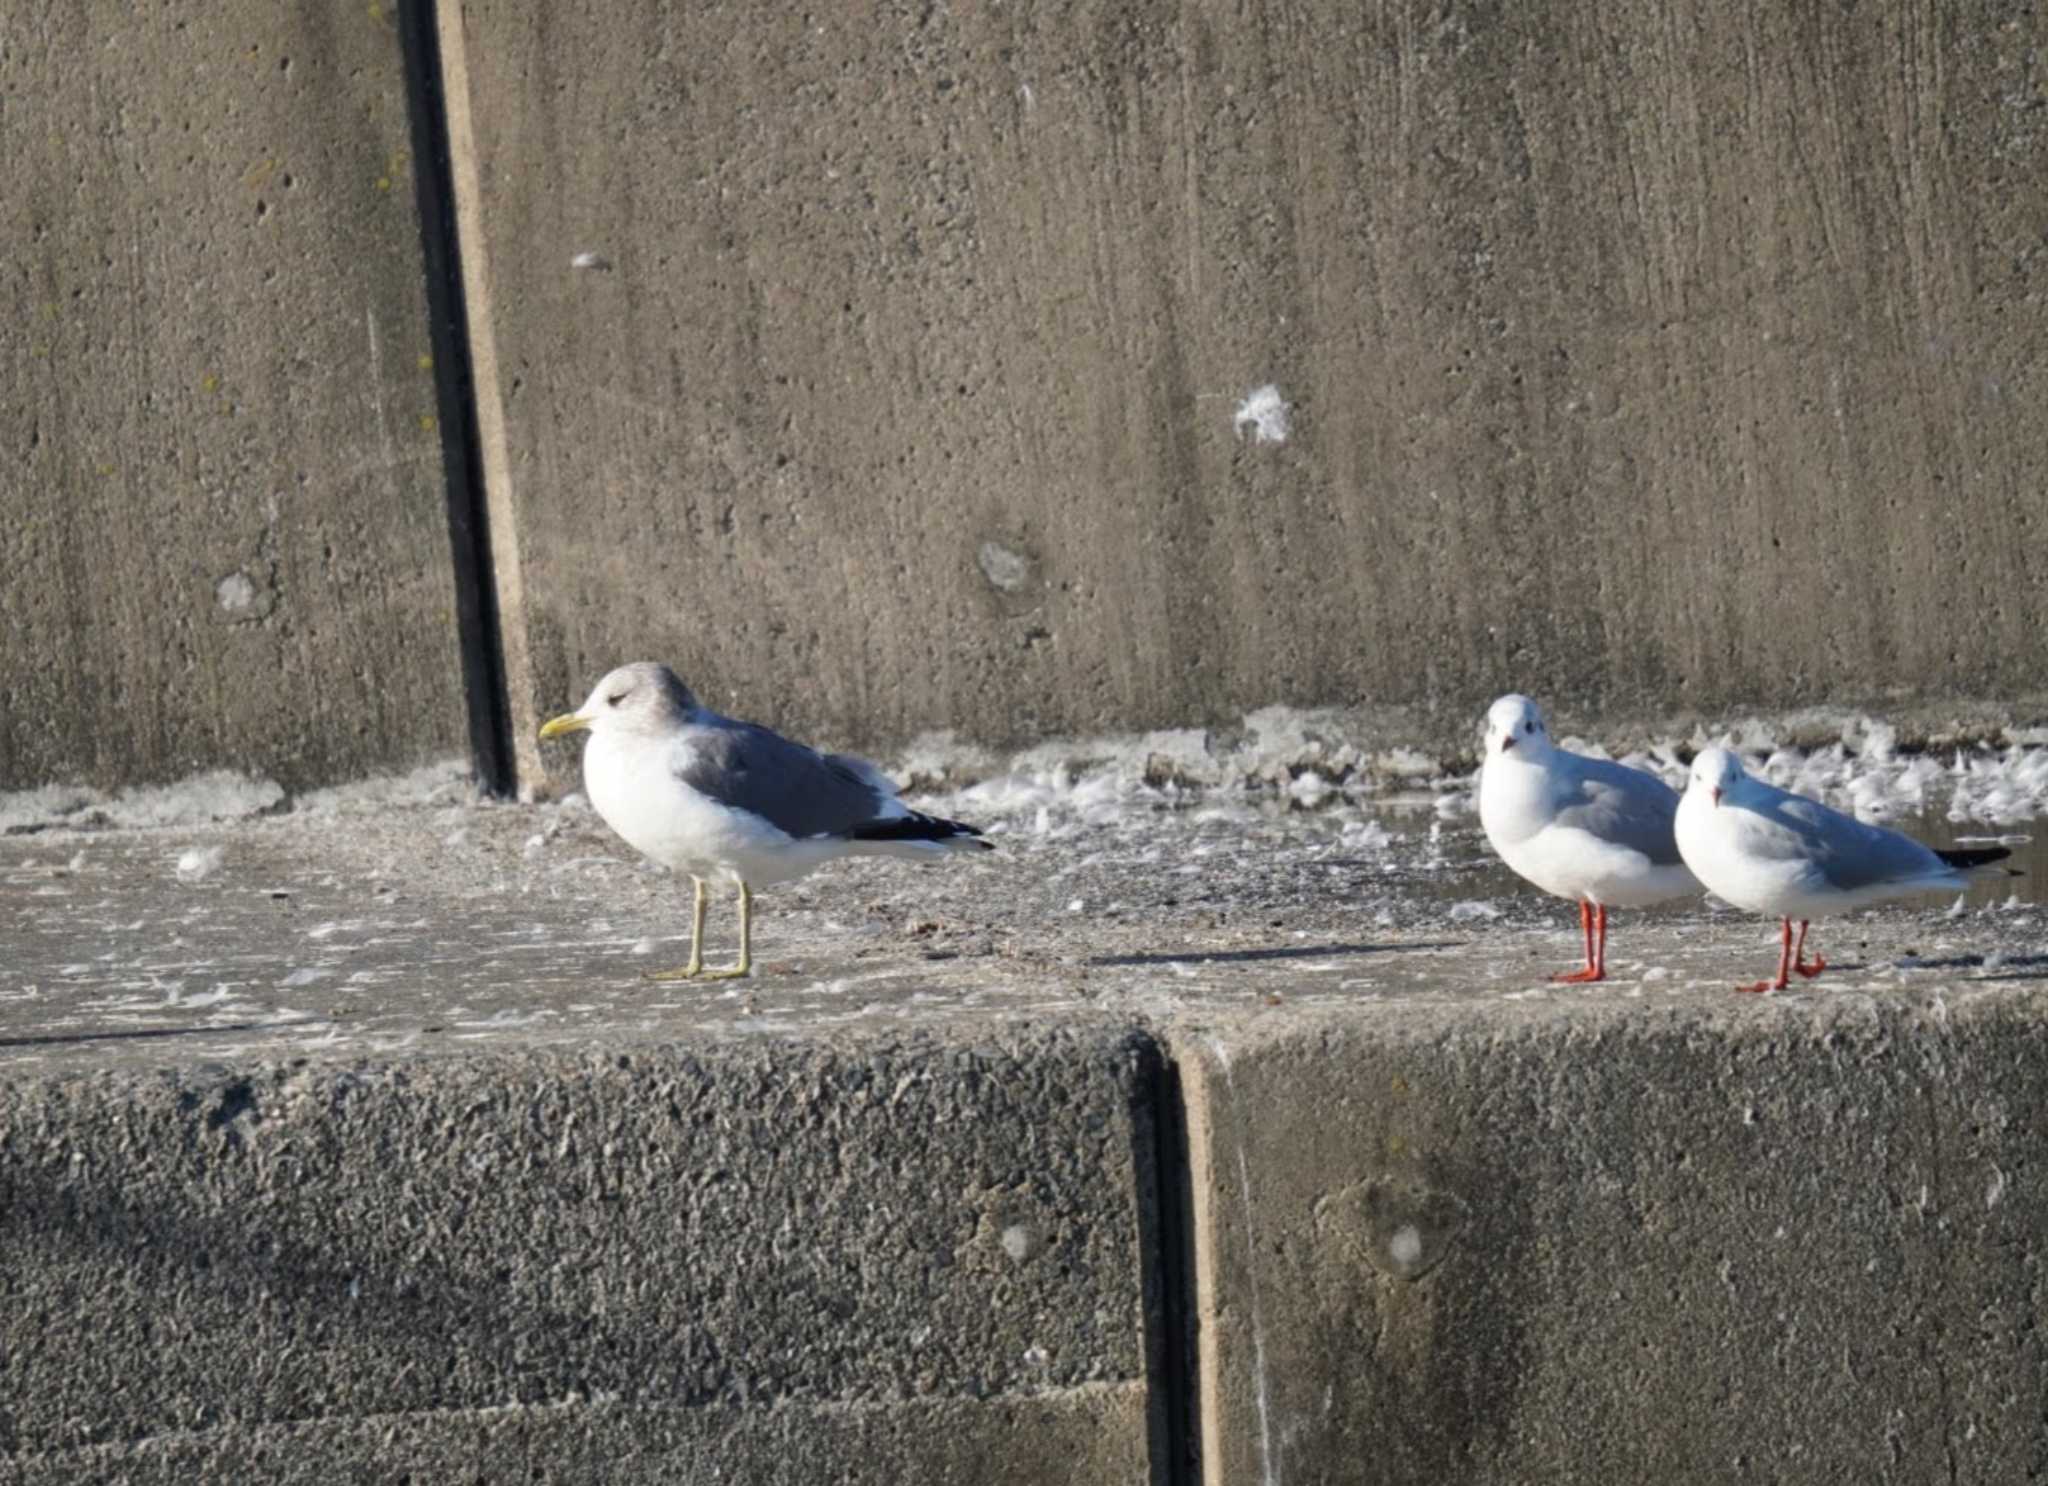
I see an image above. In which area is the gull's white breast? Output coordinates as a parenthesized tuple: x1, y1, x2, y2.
(582, 730, 837, 886)
(1481, 753, 1694, 908)
(1673, 789, 1827, 916)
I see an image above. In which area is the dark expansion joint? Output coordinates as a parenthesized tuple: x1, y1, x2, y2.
(395, 0, 515, 799)
(1134, 1035, 1201, 1486)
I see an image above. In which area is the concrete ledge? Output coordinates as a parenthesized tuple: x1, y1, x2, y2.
(6, 802, 2047, 1482)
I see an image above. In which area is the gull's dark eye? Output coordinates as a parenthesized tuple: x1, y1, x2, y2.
(606, 691, 627, 707)
(1524, 721, 1535, 733)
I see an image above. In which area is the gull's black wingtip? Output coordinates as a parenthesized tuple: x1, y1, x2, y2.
(1936, 846, 2017, 872)
(847, 812, 990, 848)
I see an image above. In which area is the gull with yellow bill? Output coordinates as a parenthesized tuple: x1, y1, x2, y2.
(540, 662, 991, 980)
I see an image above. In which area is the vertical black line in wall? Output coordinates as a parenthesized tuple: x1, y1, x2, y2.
(396, 0, 513, 798)
(1133, 1034, 1201, 1486)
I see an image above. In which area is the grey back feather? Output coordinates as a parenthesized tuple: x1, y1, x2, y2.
(1549, 756, 1686, 866)
(669, 719, 894, 839)
(1755, 792, 1948, 893)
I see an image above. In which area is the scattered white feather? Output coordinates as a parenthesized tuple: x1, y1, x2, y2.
(0, 772, 284, 832)
(1341, 819, 1394, 852)
(0, 785, 99, 833)
(1288, 771, 1333, 807)
(295, 758, 470, 815)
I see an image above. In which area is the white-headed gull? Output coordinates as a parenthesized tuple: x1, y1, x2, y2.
(539, 662, 991, 980)
(1479, 695, 1702, 982)
(1676, 746, 2014, 993)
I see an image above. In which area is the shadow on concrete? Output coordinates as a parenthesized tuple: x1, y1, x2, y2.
(1089, 941, 1459, 969)
(1965, 955, 2048, 982)
(0, 1022, 277, 1051)
(1888, 954, 2048, 981)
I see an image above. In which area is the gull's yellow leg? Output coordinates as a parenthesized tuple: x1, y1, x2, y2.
(645, 876, 708, 981)
(701, 881, 753, 980)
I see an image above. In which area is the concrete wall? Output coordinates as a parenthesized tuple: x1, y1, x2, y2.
(447, 0, 2048, 778)
(4, 1, 2044, 781)
(0, 4, 466, 793)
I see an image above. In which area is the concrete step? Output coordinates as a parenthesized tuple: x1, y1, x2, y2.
(5, 801, 2045, 1481)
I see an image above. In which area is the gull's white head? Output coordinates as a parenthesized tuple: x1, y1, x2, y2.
(539, 661, 698, 742)
(1687, 746, 1747, 807)
(1484, 694, 1552, 760)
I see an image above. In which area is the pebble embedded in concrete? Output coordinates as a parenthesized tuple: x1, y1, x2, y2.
(216, 573, 257, 613)
(976, 541, 1033, 593)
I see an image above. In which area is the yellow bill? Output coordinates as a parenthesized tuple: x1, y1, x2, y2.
(538, 712, 590, 741)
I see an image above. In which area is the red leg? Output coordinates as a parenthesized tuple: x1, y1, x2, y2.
(1739, 918, 1794, 994)
(1593, 903, 1609, 979)
(1552, 899, 1606, 984)
(1792, 919, 1826, 979)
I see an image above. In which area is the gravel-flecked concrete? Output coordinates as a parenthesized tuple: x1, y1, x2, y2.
(4, 789, 2046, 1482)
(6, 1387, 1148, 1486)
(0, 1025, 1154, 1473)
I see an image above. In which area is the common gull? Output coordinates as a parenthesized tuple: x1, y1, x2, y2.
(539, 662, 991, 980)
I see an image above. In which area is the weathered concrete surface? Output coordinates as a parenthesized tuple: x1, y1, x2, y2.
(3, 1388, 1146, 1486)
(444, 0, 2048, 780)
(0, 6, 464, 792)
(6, 791, 2048, 1480)
(1, 1011, 1156, 1478)
(1181, 991, 2048, 1484)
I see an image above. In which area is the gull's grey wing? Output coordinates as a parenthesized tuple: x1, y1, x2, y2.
(1549, 755, 1685, 865)
(670, 721, 892, 839)
(1764, 793, 1949, 893)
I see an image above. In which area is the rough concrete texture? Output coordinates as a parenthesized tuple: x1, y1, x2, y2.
(0, 5, 464, 792)
(5, 786, 2047, 1481)
(1, 975, 1156, 1474)
(4, 1388, 1146, 1486)
(443, 0, 2048, 779)
(1184, 992, 2048, 1485)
